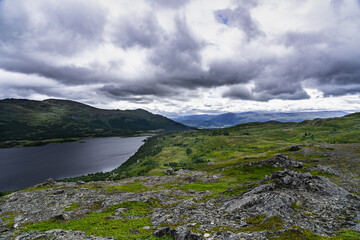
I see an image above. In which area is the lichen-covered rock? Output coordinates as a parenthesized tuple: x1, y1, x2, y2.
(165, 168, 175, 175)
(1, 168, 359, 240)
(154, 226, 203, 240)
(12, 230, 114, 240)
(248, 154, 303, 168)
(223, 170, 359, 236)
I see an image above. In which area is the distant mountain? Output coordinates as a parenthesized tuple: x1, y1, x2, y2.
(173, 111, 349, 129)
(0, 99, 191, 142)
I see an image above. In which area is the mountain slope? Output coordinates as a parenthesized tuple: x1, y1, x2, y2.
(173, 111, 349, 128)
(0, 98, 190, 142)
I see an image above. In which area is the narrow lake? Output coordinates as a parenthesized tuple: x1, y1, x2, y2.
(0, 136, 148, 192)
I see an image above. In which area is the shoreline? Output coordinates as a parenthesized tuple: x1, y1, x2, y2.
(0, 132, 156, 149)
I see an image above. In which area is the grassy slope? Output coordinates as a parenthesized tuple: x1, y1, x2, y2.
(141, 112, 360, 176)
(63, 112, 360, 184)
(0, 99, 190, 146)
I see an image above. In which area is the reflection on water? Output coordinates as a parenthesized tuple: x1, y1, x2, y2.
(0, 136, 148, 191)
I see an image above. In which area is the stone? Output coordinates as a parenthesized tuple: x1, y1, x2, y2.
(249, 154, 303, 168)
(165, 168, 175, 175)
(52, 213, 70, 221)
(289, 145, 301, 151)
(114, 208, 127, 216)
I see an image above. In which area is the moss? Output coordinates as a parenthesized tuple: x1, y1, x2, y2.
(335, 229, 360, 240)
(22, 185, 52, 192)
(1, 211, 19, 229)
(304, 211, 317, 217)
(209, 225, 239, 233)
(88, 200, 104, 210)
(290, 201, 302, 210)
(310, 171, 334, 178)
(268, 227, 330, 239)
(3, 216, 15, 227)
(161, 180, 233, 194)
(106, 182, 150, 193)
(241, 215, 284, 232)
(222, 164, 283, 184)
(64, 203, 81, 211)
(22, 200, 168, 240)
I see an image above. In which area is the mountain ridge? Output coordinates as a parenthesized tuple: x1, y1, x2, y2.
(173, 111, 349, 128)
(0, 98, 191, 145)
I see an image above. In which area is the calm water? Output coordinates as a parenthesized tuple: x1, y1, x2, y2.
(0, 136, 148, 192)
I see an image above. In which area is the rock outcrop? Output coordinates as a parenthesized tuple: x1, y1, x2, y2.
(1, 156, 359, 240)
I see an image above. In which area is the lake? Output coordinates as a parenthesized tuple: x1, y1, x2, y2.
(0, 136, 148, 192)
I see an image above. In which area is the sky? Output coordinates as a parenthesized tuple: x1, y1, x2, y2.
(0, 0, 360, 117)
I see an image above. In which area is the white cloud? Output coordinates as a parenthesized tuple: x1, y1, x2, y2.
(0, 0, 360, 115)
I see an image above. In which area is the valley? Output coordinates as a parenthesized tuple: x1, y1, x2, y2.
(1, 112, 360, 239)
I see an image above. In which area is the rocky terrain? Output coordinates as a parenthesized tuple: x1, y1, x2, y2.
(1, 150, 359, 240)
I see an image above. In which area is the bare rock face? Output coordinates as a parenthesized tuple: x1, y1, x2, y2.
(154, 226, 204, 240)
(13, 230, 114, 240)
(1, 161, 359, 240)
(224, 170, 358, 236)
(248, 154, 303, 168)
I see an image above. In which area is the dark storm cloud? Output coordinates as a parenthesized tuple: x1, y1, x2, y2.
(0, 0, 107, 56)
(148, 0, 190, 8)
(112, 12, 164, 49)
(214, 1, 263, 41)
(223, 81, 310, 102)
(101, 82, 177, 98)
(276, 30, 360, 98)
(149, 16, 203, 76)
(0, 0, 109, 86)
(0, 51, 107, 85)
(0, 0, 360, 105)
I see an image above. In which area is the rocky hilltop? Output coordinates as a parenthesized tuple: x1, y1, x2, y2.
(1, 152, 359, 240)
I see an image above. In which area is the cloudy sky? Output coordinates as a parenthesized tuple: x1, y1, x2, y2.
(0, 0, 360, 116)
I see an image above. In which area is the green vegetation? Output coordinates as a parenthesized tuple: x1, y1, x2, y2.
(0, 98, 190, 147)
(23, 200, 169, 240)
(0, 190, 14, 197)
(106, 182, 149, 193)
(4, 112, 360, 239)
(61, 135, 165, 182)
(0, 211, 19, 230)
(335, 229, 360, 240)
(64, 203, 81, 211)
(60, 112, 360, 184)
(268, 227, 360, 239)
(22, 185, 52, 192)
(241, 215, 284, 232)
(268, 227, 329, 239)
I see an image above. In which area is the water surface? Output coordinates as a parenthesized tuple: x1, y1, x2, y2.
(0, 136, 148, 192)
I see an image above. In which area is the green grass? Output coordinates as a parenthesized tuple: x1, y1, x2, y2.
(59, 112, 360, 183)
(22, 200, 169, 240)
(106, 182, 150, 193)
(22, 185, 52, 192)
(64, 203, 81, 211)
(335, 229, 360, 240)
(162, 181, 233, 194)
(268, 227, 330, 239)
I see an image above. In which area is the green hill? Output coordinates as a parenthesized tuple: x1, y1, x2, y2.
(0, 98, 190, 145)
(62, 111, 360, 181)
